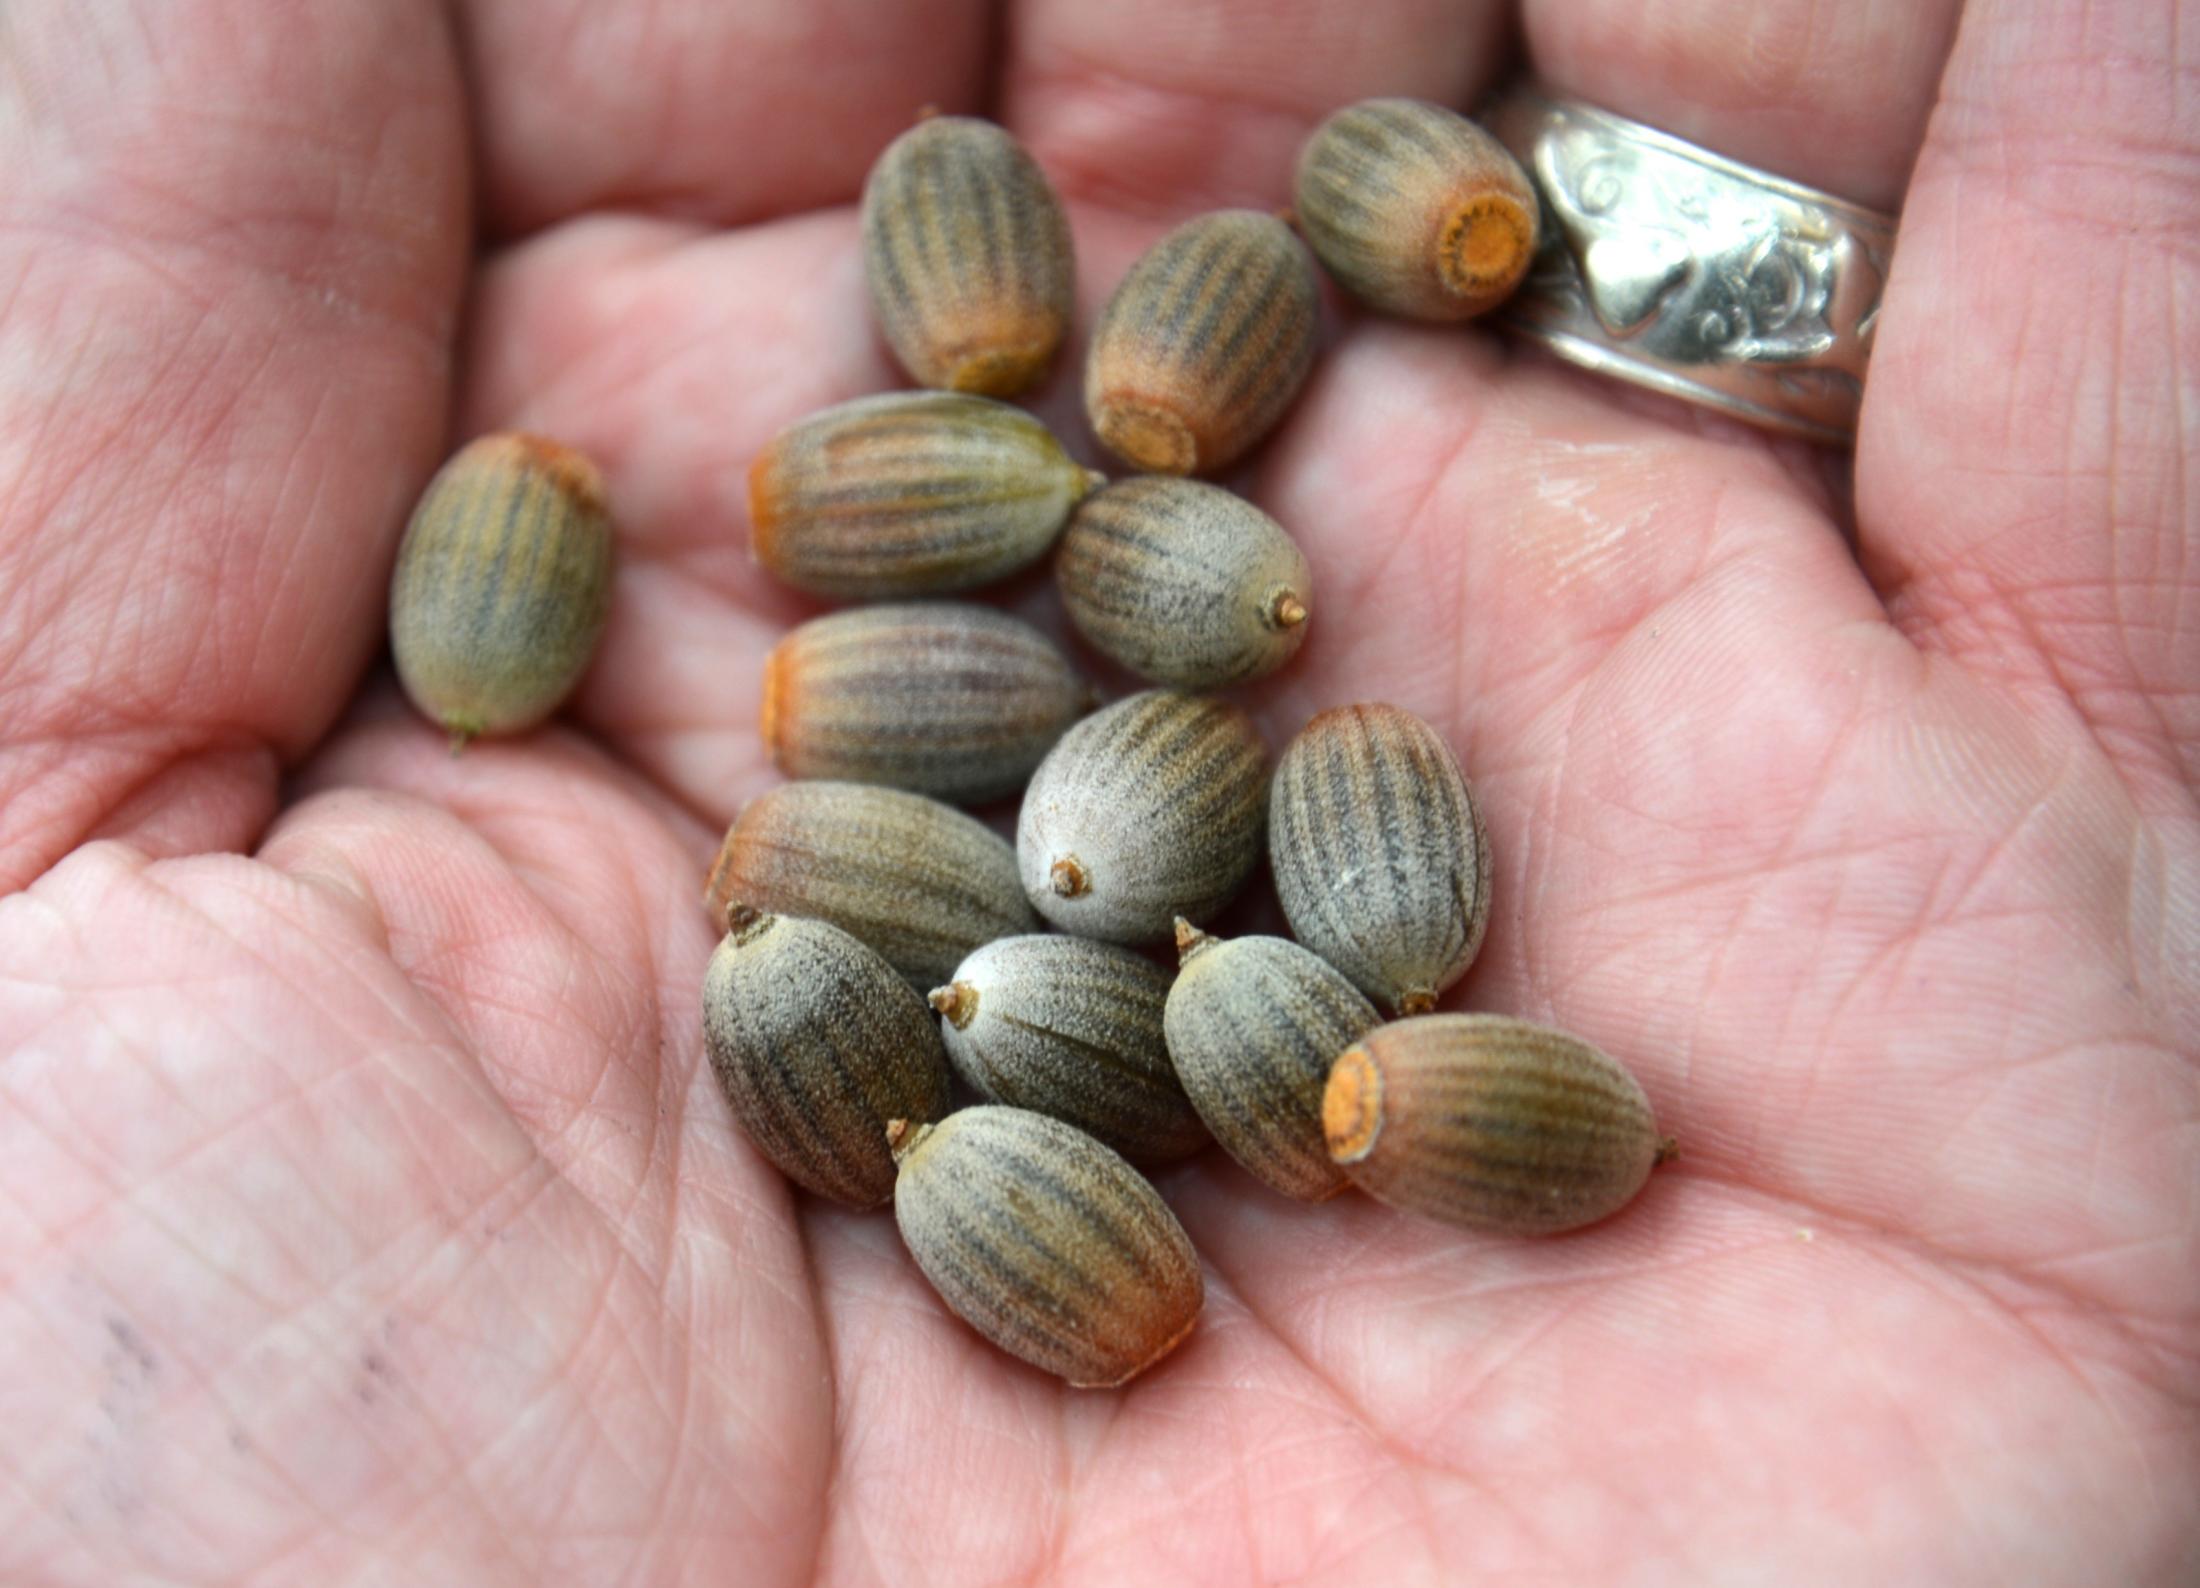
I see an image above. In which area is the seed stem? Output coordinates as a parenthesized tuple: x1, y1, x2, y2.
(928, 981, 979, 1030)
(1050, 855, 1090, 899)
(1173, 917, 1217, 966)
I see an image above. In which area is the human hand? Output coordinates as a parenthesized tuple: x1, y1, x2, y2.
(3, 1, 2194, 1582)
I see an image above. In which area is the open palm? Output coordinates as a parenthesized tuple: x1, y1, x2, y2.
(4, 1, 2195, 1582)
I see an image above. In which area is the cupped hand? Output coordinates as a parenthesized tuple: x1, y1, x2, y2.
(3, 2, 2195, 1583)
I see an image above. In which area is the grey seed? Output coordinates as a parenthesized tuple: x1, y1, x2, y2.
(763, 602, 1093, 804)
(929, 934, 1206, 1162)
(889, 1106, 1204, 1387)
(704, 781, 1038, 989)
(389, 433, 615, 746)
(1269, 703, 1491, 1015)
(1324, 1014, 1670, 1235)
(1017, 689, 1269, 944)
(1084, 210, 1319, 476)
(748, 391, 1100, 601)
(1165, 921, 1379, 1199)
(1056, 477, 1313, 688)
(702, 907, 951, 1208)
(862, 115, 1075, 396)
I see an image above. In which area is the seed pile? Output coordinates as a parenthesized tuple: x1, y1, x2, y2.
(389, 99, 1672, 1389)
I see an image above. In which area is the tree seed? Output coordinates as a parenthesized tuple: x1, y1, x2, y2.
(702, 907, 951, 1208)
(1056, 477, 1313, 688)
(1017, 689, 1269, 943)
(1269, 702, 1490, 1015)
(1164, 921, 1379, 1200)
(1323, 1014, 1669, 1235)
(1084, 210, 1319, 476)
(930, 934, 1206, 1162)
(763, 602, 1092, 804)
(889, 1106, 1204, 1387)
(389, 433, 615, 746)
(748, 392, 1100, 600)
(862, 115, 1074, 397)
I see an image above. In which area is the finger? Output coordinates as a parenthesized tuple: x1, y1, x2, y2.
(458, 0, 992, 237)
(0, 0, 467, 891)
(1001, 0, 1511, 217)
(1521, 0, 1963, 209)
(1858, 0, 2200, 794)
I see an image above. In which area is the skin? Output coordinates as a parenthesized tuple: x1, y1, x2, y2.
(0, 1, 2193, 1584)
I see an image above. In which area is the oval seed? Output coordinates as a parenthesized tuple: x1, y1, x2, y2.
(1056, 477, 1312, 688)
(702, 907, 951, 1208)
(1294, 98, 1539, 322)
(389, 433, 614, 746)
(1324, 1014, 1670, 1235)
(1017, 689, 1269, 944)
(1270, 703, 1491, 1015)
(763, 602, 1093, 804)
(890, 1107, 1204, 1387)
(748, 392, 1101, 600)
(704, 781, 1038, 989)
(862, 114, 1074, 397)
(930, 935, 1205, 1162)
(1164, 921, 1379, 1200)
(1084, 211, 1319, 476)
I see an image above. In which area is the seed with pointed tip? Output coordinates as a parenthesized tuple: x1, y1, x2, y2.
(1294, 98, 1539, 322)
(1270, 703, 1491, 1015)
(389, 433, 615, 746)
(701, 908, 951, 1208)
(929, 934, 1205, 1162)
(1164, 921, 1379, 1200)
(862, 115, 1074, 397)
(1084, 211, 1319, 476)
(763, 602, 1092, 804)
(1323, 1015, 1668, 1234)
(703, 781, 1038, 989)
(1017, 689, 1269, 944)
(889, 1106, 1204, 1387)
(1056, 477, 1314, 688)
(748, 392, 1099, 600)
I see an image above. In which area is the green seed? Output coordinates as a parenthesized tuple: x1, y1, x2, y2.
(1017, 689, 1269, 944)
(389, 433, 615, 746)
(763, 602, 1093, 804)
(748, 392, 1101, 600)
(1324, 1014, 1671, 1235)
(929, 934, 1206, 1162)
(1084, 211, 1319, 476)
(1056, 477, 1312, 688)
(889, 1106, 1204, 1387)
(1164, 921, 1379, 1200)
(704, 781, 1038, 989)
(862, 114, 1074, 397)
(1269, 703, 1491, 1015)
(702, 906, 951, 1208)
(1294, 98, 1539, 322)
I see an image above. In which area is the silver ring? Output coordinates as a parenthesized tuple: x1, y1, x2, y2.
(1485, 88, 1896, 447)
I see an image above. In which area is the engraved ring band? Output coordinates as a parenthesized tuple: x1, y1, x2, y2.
(1483, 88, 1898, 448)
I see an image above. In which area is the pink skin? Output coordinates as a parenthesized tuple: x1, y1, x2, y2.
(2, 1, 2195, 1583)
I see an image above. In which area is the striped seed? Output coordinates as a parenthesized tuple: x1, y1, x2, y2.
(929, 934, 1206, 1163)
(704, 781, 1038, 989)
(1269, 703, 1491, 1015)
(1294, 98, 1539, 322)
(1164, 922, 1379, 1200)
(1056, 477, 1313, 689)
(702, 907, 951, 1208)
(862, 114, 1074, 396)
(748, 392, 1101, 600)
(1017, 689, 1269, 944)
(1324, 1014, 1670, 1235)
(763, 602, 1093, 804)
(889, 1106, 1204, 1387)
(389, 433, 614, 746)
(1084, 211, 1319, 476)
